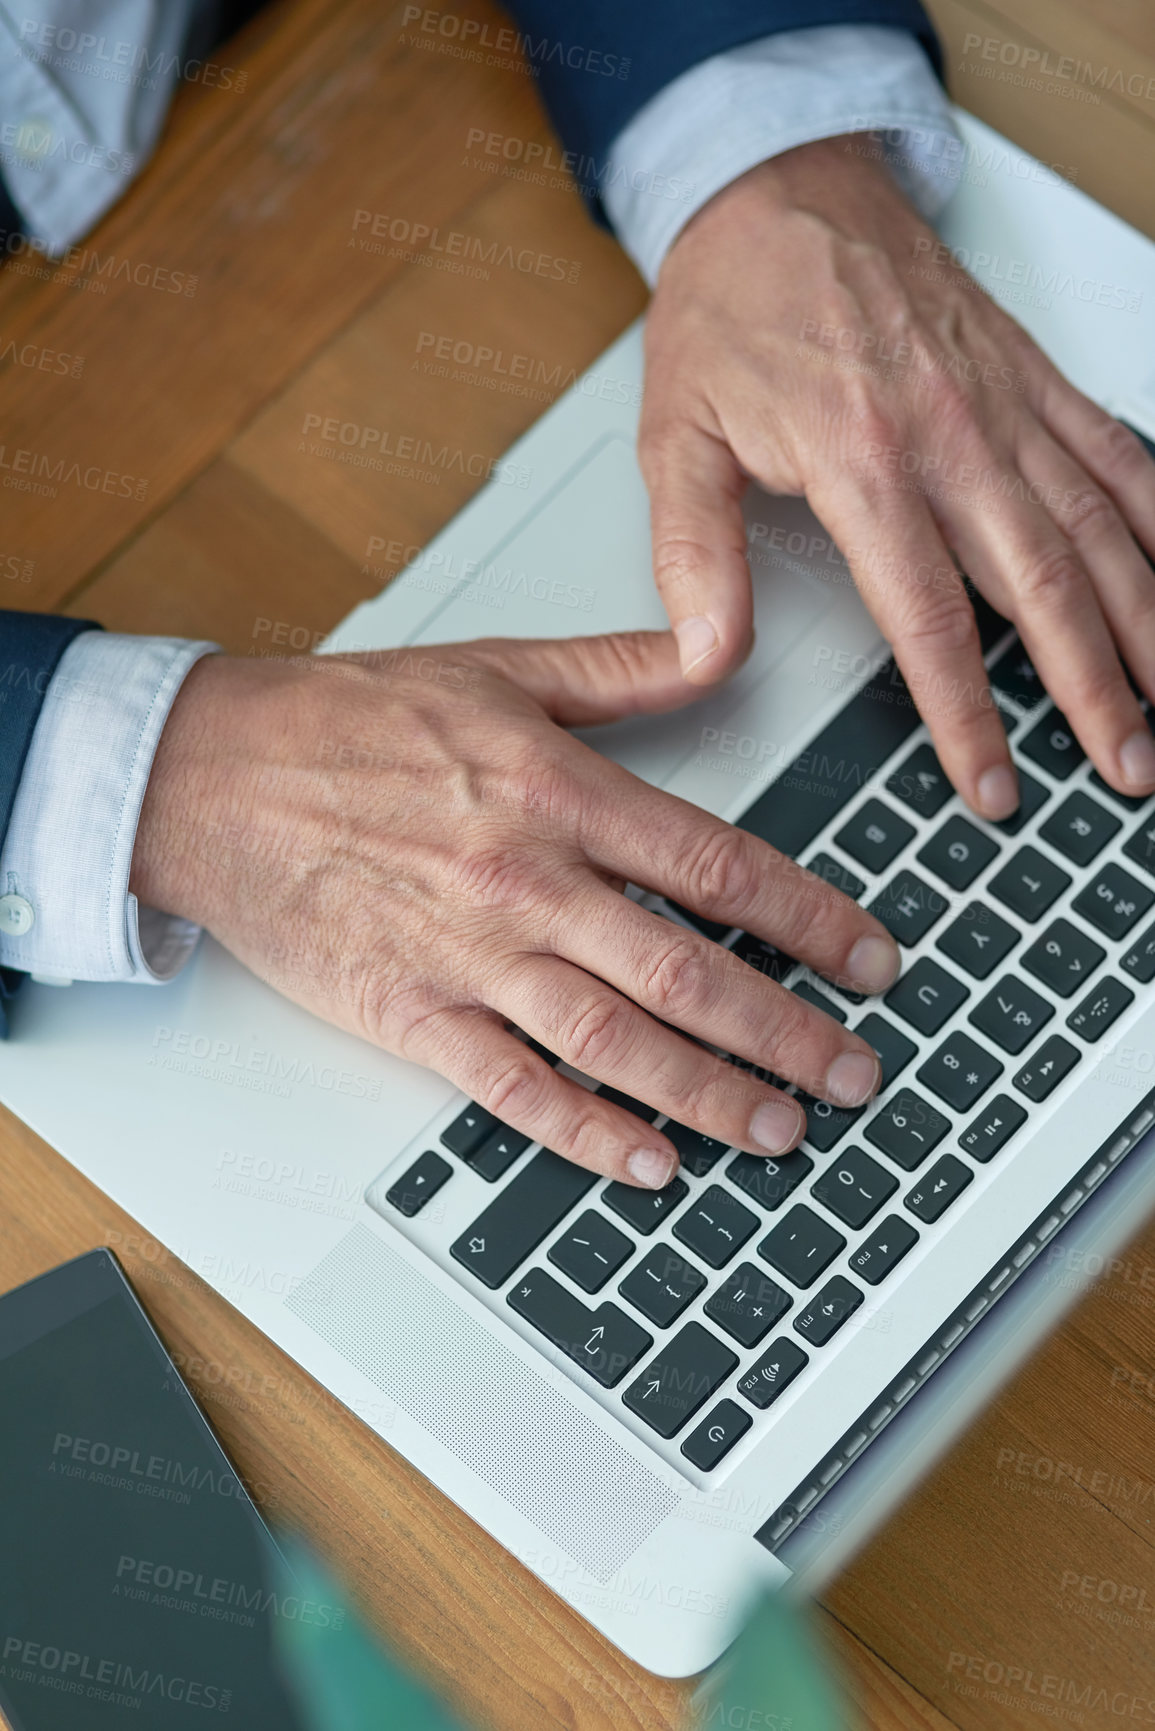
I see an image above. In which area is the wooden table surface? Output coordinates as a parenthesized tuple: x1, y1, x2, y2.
(3, 2, 1155, 1726)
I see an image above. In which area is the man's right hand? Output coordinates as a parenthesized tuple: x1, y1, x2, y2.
(129, 631, 901, 1188)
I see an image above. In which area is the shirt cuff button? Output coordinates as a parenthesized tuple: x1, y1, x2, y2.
(0, 894, 34, 937)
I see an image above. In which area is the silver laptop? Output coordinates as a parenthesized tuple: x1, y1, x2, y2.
(4, 111, 1155, 1677)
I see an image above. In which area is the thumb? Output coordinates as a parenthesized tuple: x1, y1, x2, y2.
(639, 415, 754, 684)
(461, 629, 699, 727)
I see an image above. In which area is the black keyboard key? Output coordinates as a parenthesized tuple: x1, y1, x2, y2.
(864, 1089, 951, 1169)
(442, 1102, 497, 1159)
(791, 979, 847, 1023)
(1067, 977, 1134, 1042)
(1089, 769, 1151, 813)
(917, 1032, 1003, 1112)
(619, 1245, 707, 1328)
(452, 1151, 597, 1288)
(793, 1275, 863, 1346)
(869, 870, 949, 946)
(988, 847, 1071, 923)
(1019, 710, 1085, 780)
(1073, 865, 1154, 941)
(1122, 919, 1155, 983)
(917, 816, 1000, 890)
(596, 1084, 660, 1123)
(681, 1399, 752, 1470)
(726, 1150, 813, 1209)
(988, 641, 1045, 713)
(905, 1154, 973, 1223)
(624, 1322, 738, 1438)
(758, 1204, 846, 1289)
(663, 1120, 730, 1178)
(834, 799, 915, 874)
(1021, 918, 1105, 998)
(673, 1184, 759, 1268)
(991, 769, 1049, 837)
(736, 1337, 809, 1409)
(854, 1012, 918, 1089)
(805, 852, 866, 901)
(885, 958, 969, 1036)
(386, 1149, 452, 1217)
(886, 743, 953, 818)
(959, 1093, 1028, 1160)
(470, 1125, 532, 1182)
(968, 974, 1053, 1054)
(1123, 814, 1155, 879)
(548, 1210, 633, 1292)
(796, 1093, 862, 1153)
(849, 1215, 919, 1285)
(936, 901, 1020, 979)
(729, 931, 797, 984)
(1039, 792, 1120, 867)
(811, 1146, 897, 1228)
(704, 1263, 792, 1348)
(508, 1267, 651, 1387)
(667, 901, 732, 942)
(1014, 1037, 1081, 1102)
(603, 1176, 688, 1235)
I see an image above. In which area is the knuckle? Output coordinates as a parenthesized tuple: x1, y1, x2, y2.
(478, 1055, 549, 1125)
(895, 592, 980, 660)
(1094, 416, 1151, 483)
(684, 824, 760, 914)
(650, 533, 713, 596)
(558, 991, 635, 1076)
(639, 932, 713, 1020)
(1062, 485, 1119, 543)
(1014, 543, 1086, 613)
(447, 844, 546, 914)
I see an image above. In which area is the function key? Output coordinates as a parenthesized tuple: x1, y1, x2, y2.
(917, 1031, 1003, 1112)
(1124, 815, 1155, 880)
(848, 1214, 919, 1284)
(804, 852, 866, 901)
(1013, 1037, 1080, 1103)
(441, 1102, 497, 1159)
(1089, 769, 1151, 813)
(968, 974, 1053, 1054)
(736, 1337, 809, 1409)
(991, 769, 1049, 837)
(869, 870, 949, 946)
(791, 978, 847, 1023)
(1066, 978, 1134, 1043)
(1021, 918, 1105, 997)
(596, 1084, 660, 1123)
(854, 1012, 918, 1089)
(603, 1175, 688, 1235)
(834, 799, 915, 874)
(681, 1399, 752, 1471)
(1073, 865, 1154, 942)
(705, 1263, 792, 1348)
(793, 1275, 863, 1346)
(988, 641, 1046, 713)
(959, 1093, 1027, 1161)
(885, 957, 969, 1036)
(864, 1089, 951, 1170)
(509, 1268, 651, 1388)
(886, 743, 953, 818)
(810, 1146, 897, 1228)
(663, 1120, 731, 1178)
(988, 846, 1071, 923)
(619, 1245, 706, 1328)
(917, 816, 999, 891)
(673, 1184, 759, 1268)
(386, 1150, 452, 1217)
(623, 1323, 738, 1437)
(726, 1150, 813, 1210)
(1122, 919, 1155, 984)
(1019, 710, 1085, 781)
(936, 901, 1020, 979)
(1038, 792, 1120, 867)
(905, 1155, 973, 1223)
(548, 1210, 634, 1292)
(758, 1204, 846, 1289)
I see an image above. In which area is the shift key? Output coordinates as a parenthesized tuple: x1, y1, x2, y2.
(508, 1267, 651, 1387)
(451, 1150, 596, 1288)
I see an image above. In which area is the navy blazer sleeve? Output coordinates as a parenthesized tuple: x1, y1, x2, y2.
(501, 0, 944, 198)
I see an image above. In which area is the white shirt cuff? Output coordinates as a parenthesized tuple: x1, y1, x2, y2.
(0, 630, 219, 983)
(602, 24, 962, 287)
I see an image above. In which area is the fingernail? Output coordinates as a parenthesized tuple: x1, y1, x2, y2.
(976, 764, 1019, 821)
(627, 1147, 677, 1189)
(824, 1049, 880, 1108)
(1120, 728, 1155, 791)
(846, 933, 901, 994)
(750, 1099, 803, 1154)
(675, 615, 719, 675)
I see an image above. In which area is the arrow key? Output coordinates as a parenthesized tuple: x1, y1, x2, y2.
(905, 1155, 973, 1223)
(736, 1336, 809, 1410)
(385, 1149, 452, 1217)
(793, 1275, 863, 1346)
(681, 1399, 752, 1471)
(508, 1267, 651, 1388)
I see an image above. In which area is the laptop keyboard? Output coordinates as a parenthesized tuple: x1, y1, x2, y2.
(368, 621, 1155, 1481)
